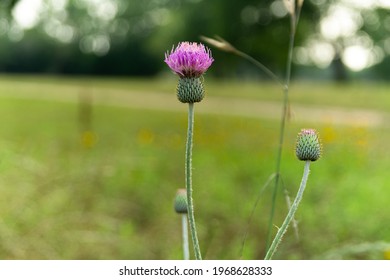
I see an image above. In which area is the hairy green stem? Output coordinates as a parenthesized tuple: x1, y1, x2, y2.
(185, 103, 202, 260)
(181, 214, 190, 260)
(283, 188, 299, 241)
(265, 160, 311, 260)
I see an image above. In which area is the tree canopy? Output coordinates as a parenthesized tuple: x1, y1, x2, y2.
(0, 0, 389, 80)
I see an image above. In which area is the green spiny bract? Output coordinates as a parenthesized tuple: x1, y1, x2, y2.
(295, 129, 322, 161)
(176, 77, 205, 103)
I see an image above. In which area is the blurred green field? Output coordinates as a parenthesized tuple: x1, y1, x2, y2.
(0, 75, 389, 260)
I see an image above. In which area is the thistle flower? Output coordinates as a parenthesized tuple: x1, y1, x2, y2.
(165, 42, 214, 78)
(165, 42, 213, 260)
(165, 42, 214, 103)
(295, 129, 322, 162)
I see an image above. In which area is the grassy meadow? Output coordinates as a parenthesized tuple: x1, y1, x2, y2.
(0, 75, 389, 259)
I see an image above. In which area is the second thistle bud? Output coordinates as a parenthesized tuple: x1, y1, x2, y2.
(177, 77, 205, 103)
(174, 189, 188, 214)
(295, 129, 322, 161)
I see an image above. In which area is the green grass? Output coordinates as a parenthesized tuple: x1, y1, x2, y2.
(0, 75, 389, 259)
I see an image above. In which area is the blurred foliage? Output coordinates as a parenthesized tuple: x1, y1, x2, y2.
(0, 0, 388, 79)
(0, 76, 389, 259)
(0, 0, 19, 12)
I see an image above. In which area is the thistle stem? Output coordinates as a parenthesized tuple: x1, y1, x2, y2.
(185, 103, 202, 260)
(181, 214, 190, 260)
(265, 160, 311, 260)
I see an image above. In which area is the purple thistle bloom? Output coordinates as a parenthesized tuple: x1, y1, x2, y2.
(165, 42, 214, 78)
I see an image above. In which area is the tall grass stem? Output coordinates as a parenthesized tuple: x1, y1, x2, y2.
(265, 160, 311, 260)
(185, 103, 202, 260)
(265, 11, 298, 252)
(234, 51, 285, 89)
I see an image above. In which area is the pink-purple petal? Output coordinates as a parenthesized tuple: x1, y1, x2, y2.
(164, 42, 214, 78)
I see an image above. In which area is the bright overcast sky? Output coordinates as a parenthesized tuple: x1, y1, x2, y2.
(12, 0, 45, 29)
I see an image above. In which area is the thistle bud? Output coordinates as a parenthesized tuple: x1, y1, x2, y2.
(174, 189, 188, 214)
(295, 129, 322, 161)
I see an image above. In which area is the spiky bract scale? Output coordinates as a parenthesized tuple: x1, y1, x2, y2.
(176, 77, 205, 103)
(295, 129, 322, 161)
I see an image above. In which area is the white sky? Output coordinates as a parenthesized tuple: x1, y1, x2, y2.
(303, 0, 390, 71)
(12, 0, 44, 29)
(344, 0, 390, 9)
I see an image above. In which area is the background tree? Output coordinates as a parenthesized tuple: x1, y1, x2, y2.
(0, 0, 388, 80)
